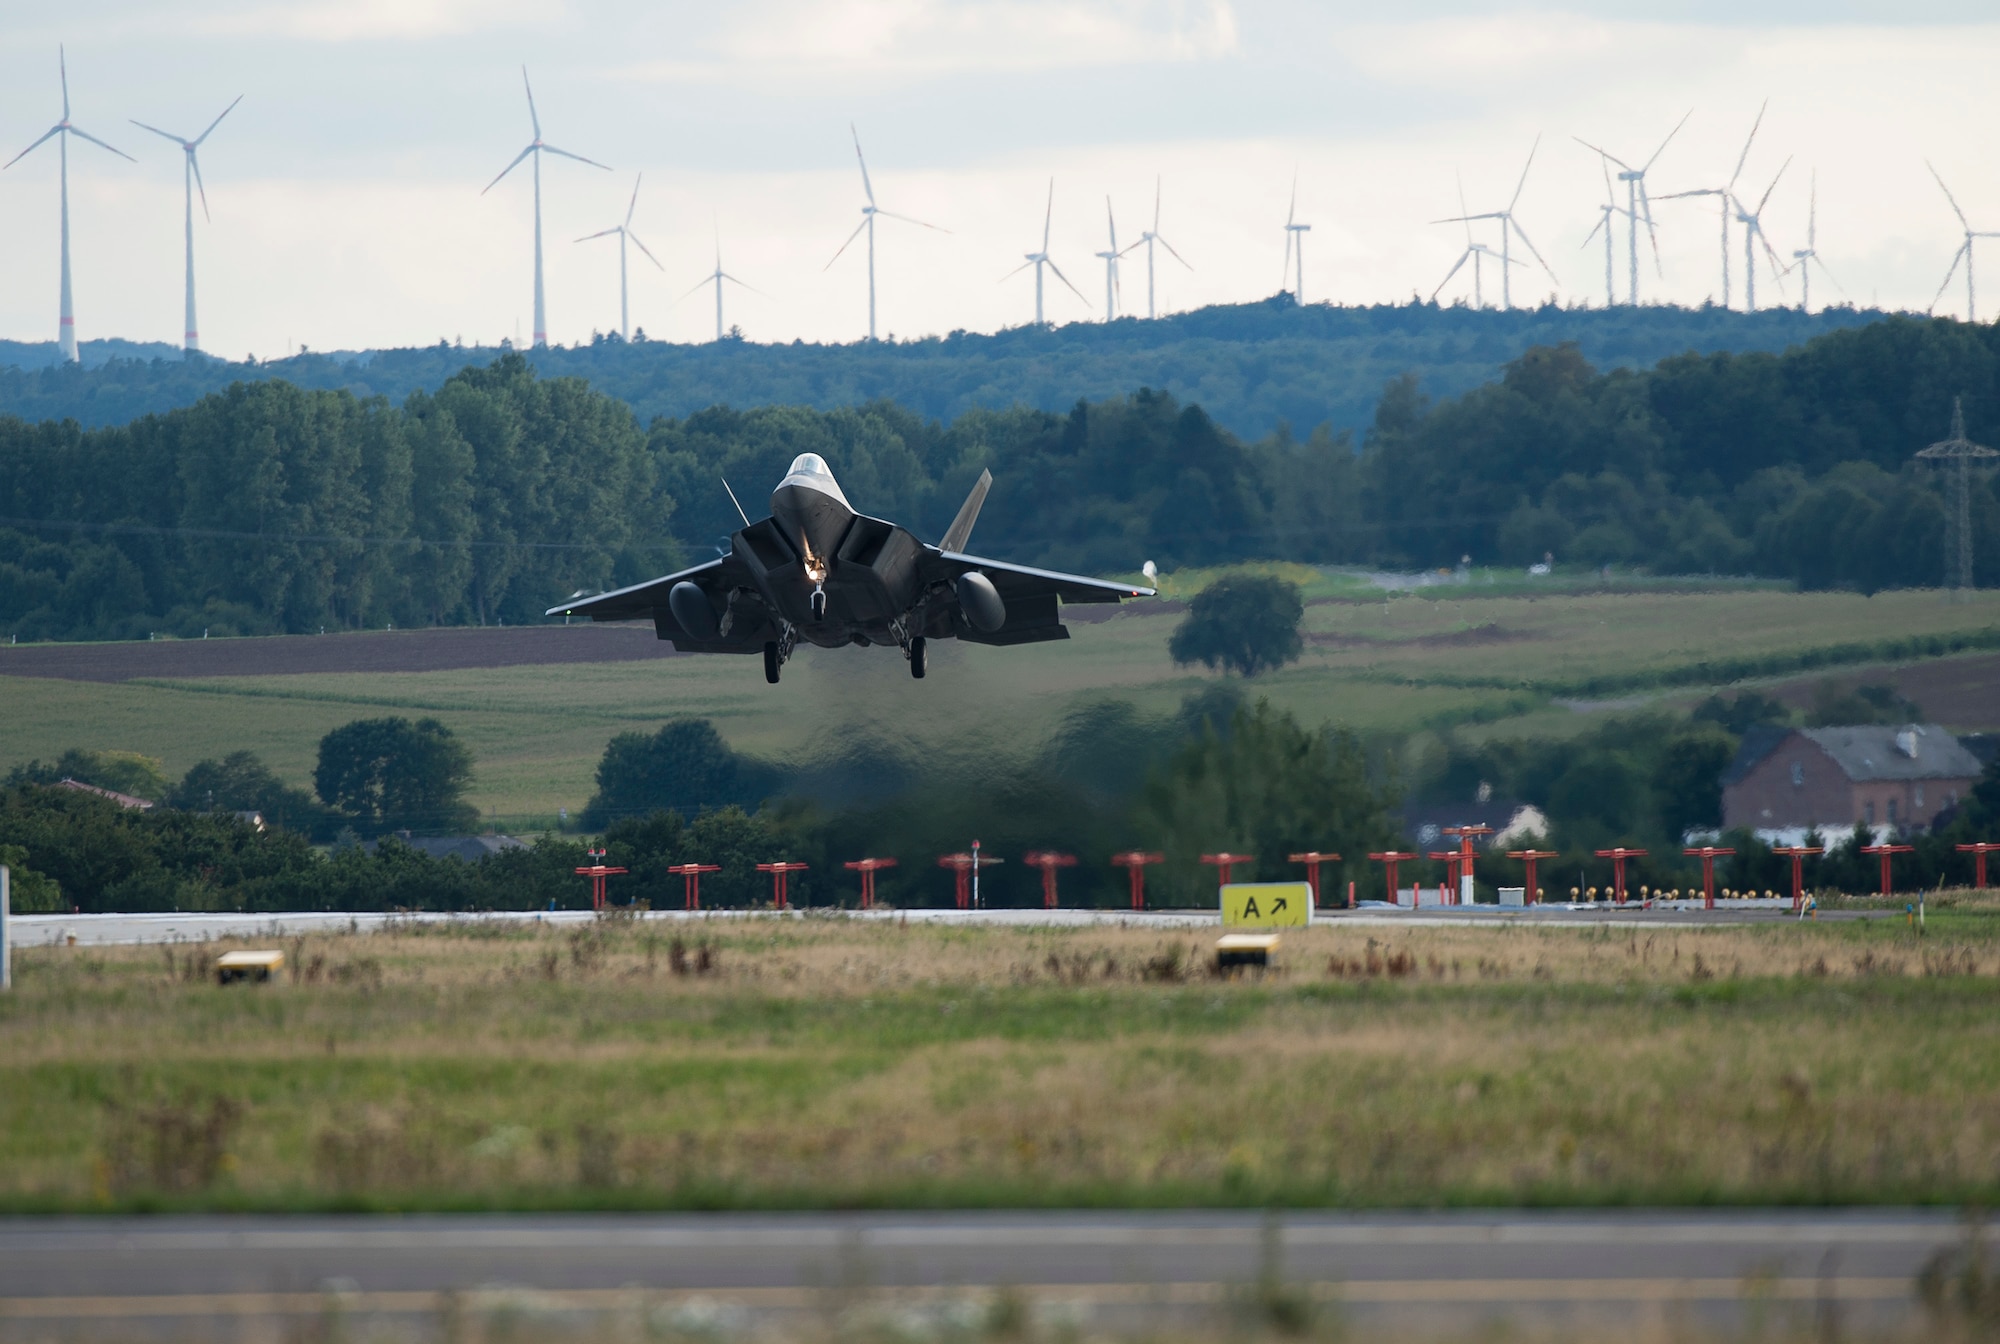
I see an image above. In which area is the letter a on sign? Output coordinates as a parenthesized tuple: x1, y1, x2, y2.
(1222, 882, 1311, 927)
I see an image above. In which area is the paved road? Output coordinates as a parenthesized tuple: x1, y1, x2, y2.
(9, 902, 1849, 947)
(0, 1211, 1963, 1336)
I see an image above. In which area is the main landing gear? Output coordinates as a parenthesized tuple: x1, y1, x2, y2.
(763, 641, 782, 684)
(907, 636, 926, 679)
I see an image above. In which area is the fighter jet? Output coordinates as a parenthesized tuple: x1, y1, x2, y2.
(545, 453, 1155, 683)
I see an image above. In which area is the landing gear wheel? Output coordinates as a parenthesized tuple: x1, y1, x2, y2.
(908, 636, 927, 679)
(763, 641, 781, 684)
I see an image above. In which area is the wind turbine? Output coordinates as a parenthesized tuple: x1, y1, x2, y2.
(1281, 177, 1311, 302)
(1926, 161, 2000, 322)
(482, 67, 610, 349)
(1431, 137, 1559, 308)
(826, 125, 945, 341)
(130, 95, 241, 355)
(1094, 197, 1122, 321)
(1580, 159, 1630, 306)
(1001, 179, 1087, 325)
(1575, 111, 1690, 306)
(1731, 158, 1791, 310)
(1657, 101, 1766, 309)
(1432, 175, 1516, 307)
(5, 48, 134, 363)
(576, 174, 663, 341)
(1785, 172, 1842, 313)
(678, 228, 761, 342)
(1116, 177, 1191, 320)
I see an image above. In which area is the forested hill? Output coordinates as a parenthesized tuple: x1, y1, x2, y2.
(0, 299, 1879, 437)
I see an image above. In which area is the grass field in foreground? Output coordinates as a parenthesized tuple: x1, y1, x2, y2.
(1, 586, 1997, 825)
(4, 906, 1998, 1215)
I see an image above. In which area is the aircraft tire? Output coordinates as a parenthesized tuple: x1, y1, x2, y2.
(763, 641, 781, 684)
(909, 636, 927, 679)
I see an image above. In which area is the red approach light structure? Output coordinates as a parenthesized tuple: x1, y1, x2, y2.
(1958, 842, 2000, 890)
(1426, 851, 1463, 906)
(1771, 845, 1823, 912)
(1442, 825, 1492, 902)
(1507, 848, 1560, 906)
(1110, 851, 1164, 911)
(937, 850, 1003, 910)
(1023, 851, 1078, 909)
(1860, 843, 1915, 898)
(1368, 851, 1418, 908)
(1594, 847, 1648, 905)
(756, 861, 809, 909)
(1199, 852, 1256, 886)
(1683, 846, 1736, 911)
(666, 862, 721, 911)
(574, 849, 628, 912)
(1287, 851, 1341, 907)
(843, 857, 897, 909)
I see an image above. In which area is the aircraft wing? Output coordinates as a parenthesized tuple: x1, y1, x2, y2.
(924, 549, 1155, 646)
(544, 555, 775, 653)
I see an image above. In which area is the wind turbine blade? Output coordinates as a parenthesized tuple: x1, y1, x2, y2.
(191, 150, 211, 221)
(720, 272, 765, 296)
(1642, 183, 1664, 276)
(1431, 250, 1472, 300)
(826, 216, 870, 268)
(1511, 217, 1559, 283)
(1931, 244, 1967, 313)
(1152, 175, 1161, 233)
(1507, 132, 1541, 213)
(129, 120, 187, 147)
(1808, 170, 1817, 249)
(1574, 138, 1633, 173)
(1456, 170, 1472, 246)
(1431, 213, 1505, 225)
(1728, 98, 1767, 190)
(194, 95, 242, 146)
(1641, 108, 1693, 173)
(482, 145, 535, 194)
(1046, 258, 1088, 306)
(1286, 172, 1297, 227)
(874, 208, 947, 232)
(1653, 188, 1717, 202)
(67, 125, 136, 162)
(1758, 227, 1789, 282)
(625, 172, 641, 229)
(1042, 178, 1054, 253)
(539, 143, 611, 171)
(3, 125, 61, 170)
(1755, 157, 1790, 217)
(521, 66, 541, 138)
(1105, 194, 1116, 251)
(674, 274, 714, 304)
(1812, 254, 1847, 296)
(1581, 214, 1606, 248)
(998, 258, 1035, 282)
(59, 45, 70, 120)
(1927, 160, 1971, 232)
(850, 124, 876, 207)
(574, 226, 622, 242)
(1156, 234, 1193, 270)
(1281, 229, 1293, 288)
(628, 231, 666, 271)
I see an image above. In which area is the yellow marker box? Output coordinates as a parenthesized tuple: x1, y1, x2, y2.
(1221, 882, 1312, 927)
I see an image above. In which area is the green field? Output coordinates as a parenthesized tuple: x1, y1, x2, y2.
(4, 908, 1998, 1215)
(2, 584, 1997, 826)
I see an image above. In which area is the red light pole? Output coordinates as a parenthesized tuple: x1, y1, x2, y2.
(1594, 847, 1648, 905)
(1506, 849, 1559, 906)
(1199, 853, 1256, 887)
(666, 862, 720, 911)
(1368, 851, 1418, 908)
(1287, 851, 1342, 908)
(1771, 845, 1823, 912)
(1682, 846, 1736, 911)
(937, 851, 1003, 909)
(844, 857, 898, 909)
(574, 849, 629, 912)
(1023, 851, 1078, 909)
(756, 861, 809, 909)
(1958, 842, 2000, 890)
(1111, 851, 1165, 911)
(1426, 850, 1463, 906)
(1443, 825, 1492, 904)
(1860, 843, 1915, 898)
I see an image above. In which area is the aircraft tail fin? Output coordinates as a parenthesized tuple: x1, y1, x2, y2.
(939, 469, 992, 552)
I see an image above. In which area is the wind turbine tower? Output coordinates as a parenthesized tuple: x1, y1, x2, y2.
(679, 229, 761, 342)
(1002, 179, 1087, 325)
(1281, 178, 1311, 302)
(1094, 197, 1122, 321)
(1926, 161, 2000, 322)
(131, 95, 240, 355)
(1116, 177, 1191, 320)
(1787, 172, 1842, 313)
(1576, 111, 1689, 305)
(483, 67, 610, 348)
(1432, 137, 1559, 309)
(827, 126, 945, 341)
(577, 174, 663, 341)
(5, 48, 134, 363)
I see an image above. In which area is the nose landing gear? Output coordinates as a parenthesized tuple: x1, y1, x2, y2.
(810, 585, 827, 622)
(763, 641, 782, 684)
(907, 636, 926, 679)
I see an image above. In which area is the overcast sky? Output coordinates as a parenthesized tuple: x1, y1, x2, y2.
(1, 1, 1997, 357)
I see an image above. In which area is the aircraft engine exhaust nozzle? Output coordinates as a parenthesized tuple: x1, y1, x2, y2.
(955, 572, 1006, 633)
(669, 581, 719, 639)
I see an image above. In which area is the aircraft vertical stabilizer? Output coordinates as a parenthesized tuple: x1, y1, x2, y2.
(940, 469, 993, 552)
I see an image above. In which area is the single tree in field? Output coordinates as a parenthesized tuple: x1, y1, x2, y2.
(315, 717, 477, 836)
(581, 718, 783, 830)
(1168, 574, 1305, 677)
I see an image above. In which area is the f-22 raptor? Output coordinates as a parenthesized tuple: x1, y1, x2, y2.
(546, 453, 1155, 683)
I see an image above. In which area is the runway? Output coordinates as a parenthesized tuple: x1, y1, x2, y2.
(9, 900, 1849, 947)
(0, 1211, 1959, 1337)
